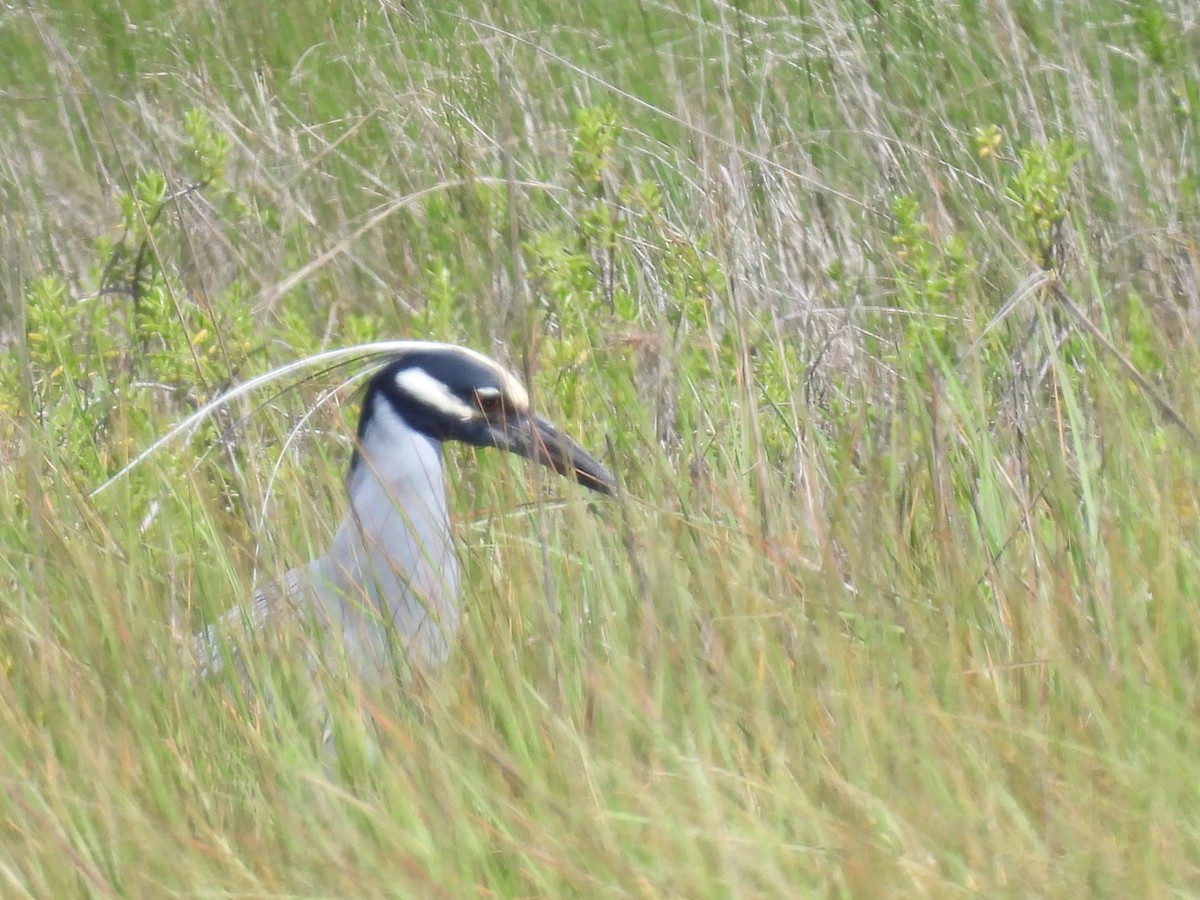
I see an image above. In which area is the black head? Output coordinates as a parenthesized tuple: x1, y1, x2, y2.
(354, 343, 615, 494)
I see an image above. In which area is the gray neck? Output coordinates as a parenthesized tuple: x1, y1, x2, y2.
(309, 401, 462, 675)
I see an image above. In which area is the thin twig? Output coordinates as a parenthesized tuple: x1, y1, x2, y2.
(1047, 277, 1200, 449)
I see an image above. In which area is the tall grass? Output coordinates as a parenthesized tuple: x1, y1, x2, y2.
(2, 0, 1199, 894)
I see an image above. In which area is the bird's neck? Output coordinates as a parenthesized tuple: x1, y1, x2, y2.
(316, 401, 462, 671)
(348, 405, 450, 533)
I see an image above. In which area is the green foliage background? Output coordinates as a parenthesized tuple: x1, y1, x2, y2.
(2, 0, 1199, 895)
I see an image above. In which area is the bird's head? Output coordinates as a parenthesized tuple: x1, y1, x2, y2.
(353, 343, 615, 495)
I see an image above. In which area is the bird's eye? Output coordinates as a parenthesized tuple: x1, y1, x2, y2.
(474, 389, 504, 414)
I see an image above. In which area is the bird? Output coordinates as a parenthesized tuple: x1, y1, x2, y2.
(192, 341, 615, 682)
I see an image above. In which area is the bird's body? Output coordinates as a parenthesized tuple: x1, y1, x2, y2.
(195, 342, 613, 681)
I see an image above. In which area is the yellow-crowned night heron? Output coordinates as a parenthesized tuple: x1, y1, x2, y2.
(195, 342, 614, 680)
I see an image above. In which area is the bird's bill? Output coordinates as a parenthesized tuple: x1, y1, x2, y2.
(492, 414, 616, 495)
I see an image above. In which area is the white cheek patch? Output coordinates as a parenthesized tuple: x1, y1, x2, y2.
(394, 368, 478, 421)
